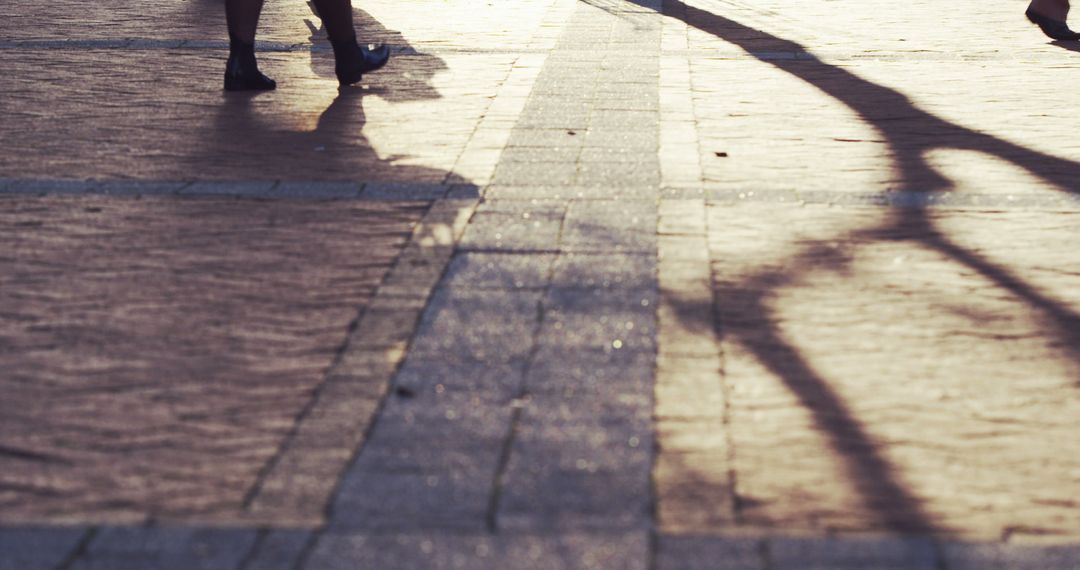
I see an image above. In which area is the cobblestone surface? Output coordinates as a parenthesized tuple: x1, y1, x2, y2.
(3, 0, 1080, 567)
(0, 195, 425, 525)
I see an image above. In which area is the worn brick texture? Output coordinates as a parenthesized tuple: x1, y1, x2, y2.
(0, 195, 426, 525)
(701, 204, 1080, 541)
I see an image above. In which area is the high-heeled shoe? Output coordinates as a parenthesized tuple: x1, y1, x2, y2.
(1026, 7, 1080, 41)
(332, 41, 391, 87)
(223, 53, 277, 91)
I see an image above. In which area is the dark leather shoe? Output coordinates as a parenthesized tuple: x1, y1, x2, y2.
(335, 44, 391, 87)
(224, 54, 277, 91)
(1026, 7, 1080, 40)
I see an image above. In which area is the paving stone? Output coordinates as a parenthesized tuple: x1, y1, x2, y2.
(271, 181, 362, 199)
(550, 253, 657, 291)
(498, 146, 582, 164)
(505, 128, 585, 149)
(361, 182, 448, 200)
(94, 180, 190, 195)
(406, 287, 543, 362)
(329, 359, 528, 530)
(484, 184, 660, 200)
(515, 110, 591, 130)
(493, 162, 578, 186)
(769, 536, 938, 570)
(561, 200, 658, 253)
(655, 536, 763, 570)
(6, 179, 98, 194)
(581, 130, 659, 150)
(459, 209, 565, 252)
(330, 469, 494, 530)
(73, 528, 257, 570)
(446, 184, 482, 200)
(576, 160, 662, 187)
(0, 528, 87, 570)
(943, 542, 1080, 570)
(537, 287, 658, 354)
(305, 530, 649, 570)
(578, 147, 658, 163)
(180, 181, 278, 196)
(527, 344, 655, 397)
(589, 110, 661, 131)
(443, 252, 556, 290)
(240, 531, 311, 570)
(497, 455, 652, 530)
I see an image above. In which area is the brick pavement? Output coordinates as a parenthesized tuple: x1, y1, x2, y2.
(3, 0, 1080, 568)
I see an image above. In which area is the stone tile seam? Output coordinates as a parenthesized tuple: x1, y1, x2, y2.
(52, 528, 98, 570)
(0, 40, 1066, 62)
(699, 199, 740, 528)
(2, 179, 1076, 210)
(0, 179, 467, 201)
(482, 196, 569, 533)
(241, 198, 479, 526)
(0, 527, 1072, 569)
(654, 200, 735, 534)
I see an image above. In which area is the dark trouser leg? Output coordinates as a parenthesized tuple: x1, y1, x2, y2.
(310, 0, 357, 43)
(310, 0, 390, 86)
(223, 0, 276, 90)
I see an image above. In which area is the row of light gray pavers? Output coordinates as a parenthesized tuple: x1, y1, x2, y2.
(5, 526, 1080, 569)
(0, 179, 479, 200)
(3, 179, 1079, 210)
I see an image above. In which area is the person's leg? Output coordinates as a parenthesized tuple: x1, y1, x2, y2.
(1029, 0, 1070, 20)
(1027, 0, 1079, 40)
(310, 0, 390, 86)
(224, 0, 276, 91)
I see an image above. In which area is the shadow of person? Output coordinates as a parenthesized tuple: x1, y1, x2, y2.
(303, 2, 445, 103)
(193, 86, 458, 184)
(1051, 39, 1080, 52)
(176, 0, 445, 103)
(179, 4, 468, 188)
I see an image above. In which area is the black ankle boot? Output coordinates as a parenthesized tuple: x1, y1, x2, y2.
(329, 36, 390, 86)
(224, 36, 277, 91)
(1026, 7, 1080, 40)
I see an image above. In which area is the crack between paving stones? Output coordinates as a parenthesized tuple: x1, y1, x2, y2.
(291, 200, 479, 568)
(53, 527, 97, 570)
(235, 528, 269, 570)
(931, 539, 950, 570)
(705, 201, 743, 527)
(484, 202, 570, 533)
(646, 242, 662, 570)
(482, 264, 555, 533)
(239, 200, 441, 513)
(758, 538, 773, 570)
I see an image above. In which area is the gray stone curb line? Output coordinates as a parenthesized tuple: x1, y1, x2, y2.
(0, 38, 549, 56)
(241, 197, 479, 525)
(0, 39, 1067, 62)
(2, 179, 1077, 210)
(0, 179, 480, 201)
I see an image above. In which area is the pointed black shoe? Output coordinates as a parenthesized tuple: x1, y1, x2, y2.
(333, 43, 391, 87)
(1026, 7, 1080, 41)
(223, 53, 277, 92)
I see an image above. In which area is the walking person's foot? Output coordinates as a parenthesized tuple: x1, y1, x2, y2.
(1027, 0, 1080, 40)
(331, 38, 391, 87)
(224, 53, 277, 91)
(223, 36, 277, 91)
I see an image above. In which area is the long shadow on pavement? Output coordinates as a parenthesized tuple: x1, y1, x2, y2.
(601, 0, 1080, 536)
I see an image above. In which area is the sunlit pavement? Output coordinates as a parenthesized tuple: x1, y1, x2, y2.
(2, 0, 1080, 567)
